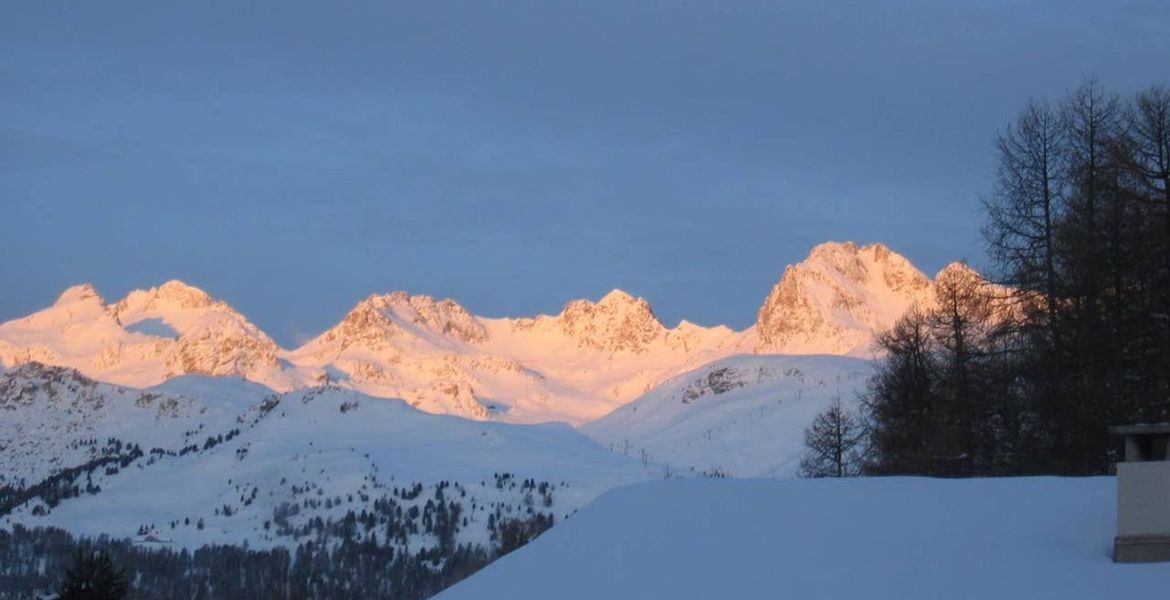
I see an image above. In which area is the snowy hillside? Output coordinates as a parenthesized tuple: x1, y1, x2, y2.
(0, 242, 989, 424)
(438, 477, 1170, 600)
(581, 354, 873, 477)
(0, 363, 271, 488)
(0, 365, 653, 554)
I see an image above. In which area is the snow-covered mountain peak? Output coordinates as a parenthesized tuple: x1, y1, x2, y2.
(100, 281, 286, 383)
(382, 292, 488, 344)
(560, 289, 653, 317)
(801, 241, 926, 289)
(153, 279, 213, 305)
(11, 283, 111, 331)
(0, 280, 290, 391)
(806, 240, 862, 269)
(674, 319, 730, 335)
(319, 294, 399, 349)
(110, 280, 216, 321)
(755, 241, 933, 356)
(554, 290, 665, 354)
(596, 288, 638, 307)
(314, 291, 487, 353)
(934, 261, 982, 282)
(53, 283, 105, 308)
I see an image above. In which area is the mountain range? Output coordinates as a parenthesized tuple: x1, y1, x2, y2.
(0, 241, 979, 426)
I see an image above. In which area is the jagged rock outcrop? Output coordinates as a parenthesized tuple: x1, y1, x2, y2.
(551, 290, 666, 354)
(311, 292, 487, 357)
(164, 321, 281, 378)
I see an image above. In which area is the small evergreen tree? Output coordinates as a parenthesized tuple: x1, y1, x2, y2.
(799, 397, 865, 478)
(59, 550, 129, 600)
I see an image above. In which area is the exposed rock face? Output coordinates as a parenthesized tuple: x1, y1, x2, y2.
(164, 319, 281, 378)
(680, 367, 748, 404)
(319, 297, 400, 354)
(755, 242, 934, 356)
(404, 380, 492, 420)
(0, 362, 101, 409)
(317, 292, 487, 356)
(391, 292, 488, 344)
(554, 290, 666, 354)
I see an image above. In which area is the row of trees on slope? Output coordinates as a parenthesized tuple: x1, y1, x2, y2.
(802, 79, 1170, 478)
(0, 511, 556, 600)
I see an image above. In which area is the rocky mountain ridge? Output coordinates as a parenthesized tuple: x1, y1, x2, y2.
(0, 242, 986, 424)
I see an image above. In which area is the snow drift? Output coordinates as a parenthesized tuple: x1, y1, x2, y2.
(438, 476, 1169, 600)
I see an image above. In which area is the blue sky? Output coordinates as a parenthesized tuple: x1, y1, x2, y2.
(2, 1, 1167, 345)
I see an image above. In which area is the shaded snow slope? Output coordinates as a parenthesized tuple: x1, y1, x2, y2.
(581, 354, 873, 477)
(0, 366, 653, 551)
(0, 363, 270, 488)
(439, 477, 1167, 600)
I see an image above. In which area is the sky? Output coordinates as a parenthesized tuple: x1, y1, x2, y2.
(2, 1, 1167, 346)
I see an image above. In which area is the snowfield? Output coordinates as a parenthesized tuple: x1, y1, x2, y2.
(438, 476, 1170, 600)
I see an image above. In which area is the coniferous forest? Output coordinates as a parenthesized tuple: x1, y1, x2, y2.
(0, 474, 556, 599)
(0, 510, 553, 600)
(0, 523, 485, 600)
(860, 79, 1170, 477)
